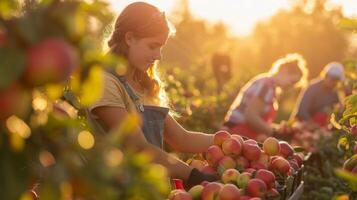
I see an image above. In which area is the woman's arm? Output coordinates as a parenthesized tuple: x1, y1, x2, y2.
(244, 96, 274, 136)
(92, 106, 193, 180)
(163, 115, 214, 153)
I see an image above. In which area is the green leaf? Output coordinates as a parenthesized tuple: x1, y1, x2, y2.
(293, 146, 305, 153)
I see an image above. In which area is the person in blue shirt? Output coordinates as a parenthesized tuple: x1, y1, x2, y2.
(291, 62, 345, 127)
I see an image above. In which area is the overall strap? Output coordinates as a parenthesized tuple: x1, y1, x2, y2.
(110, 72, 145, 112)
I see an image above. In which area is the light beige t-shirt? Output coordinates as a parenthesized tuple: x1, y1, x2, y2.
(87, 71, 160, 131)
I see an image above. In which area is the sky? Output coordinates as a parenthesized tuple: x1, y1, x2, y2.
(108, 0, 357, 36)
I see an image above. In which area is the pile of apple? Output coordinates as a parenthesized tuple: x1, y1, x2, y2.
(274, 121, 333, 153)
(168, 130, 304, 200)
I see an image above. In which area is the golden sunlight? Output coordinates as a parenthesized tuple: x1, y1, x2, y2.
(107, 0, 356, 36)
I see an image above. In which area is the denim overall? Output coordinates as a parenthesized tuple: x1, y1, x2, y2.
(114, 75, 169, 149)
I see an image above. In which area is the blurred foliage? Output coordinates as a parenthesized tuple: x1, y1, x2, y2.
(0, 0, 169, 199)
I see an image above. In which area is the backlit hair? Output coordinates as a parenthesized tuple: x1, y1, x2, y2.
(269, 53, 308, 87)
(108, 2, 175, 107)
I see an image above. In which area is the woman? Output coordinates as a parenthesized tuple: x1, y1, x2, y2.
(222, 54, 308, 141)
(87, 2, 217, 187)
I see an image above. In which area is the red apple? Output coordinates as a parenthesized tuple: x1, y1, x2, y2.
(236, 156, 250, 171)
(250, 152, 270, 170)
(246, 178, 267, 198)
(24, 38, 79, 86)
(279, 141, 294, 159)
(205, 145, 225, 166)
(242, 142, 261, 161)
(188, 185, 203, 200)
(245, 139, 258, 145)
(263, 137, 280, 156)
(239, 196, 251, 200)
(255, 169, 276, 189)
(221, 168, 240, 184)
(170, 190, 193, 200)
(218, 184, 241, 200)
(292, 153, 304, 167)
(270, 157, 291, 176)
(231, 134, 244, 146)
(222, 138, 242, 156)
(266, 188, 280, 198)
(214, 130, 231, 146)
(201, 182, 223, 200)
(217, 156, 236, 175)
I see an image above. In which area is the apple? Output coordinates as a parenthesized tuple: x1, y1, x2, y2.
(188, 185, 203, 200)
(218, 184, 241, 200)
(250, 161, 267, 170)
(24, 38, 79, 86)
(236, 156, 250, 171)
(221, 168, 240, 184)
(242, 142, 261, 161)
(231, 134, 244, 146)
(263, 137, 280, 156)
(266, 188, 280, 198)
(245, 139, 258, 145)
(222, 138, 242, 156)
(205, 145, 224, 166)
(255, 169, 276, 189)
(217, 156, 236, 175)
(278, 141, 294, 159)
(237, 172, 252, 189)
(201, 182, 223, 200)
(289, 159, 299, 172)
(250, 152, 270, 170)
(246, 178, 267, 198)
(270, 157, 291, 176)
(292, 153, 304, 167)
(214, 130, 231, 146)
(169, 190, 193, 200)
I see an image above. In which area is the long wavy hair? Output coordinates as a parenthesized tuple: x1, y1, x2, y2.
(107, 2, 175, 107)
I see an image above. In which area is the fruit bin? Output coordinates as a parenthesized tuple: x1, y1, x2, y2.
(168, 131, 307, 200)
